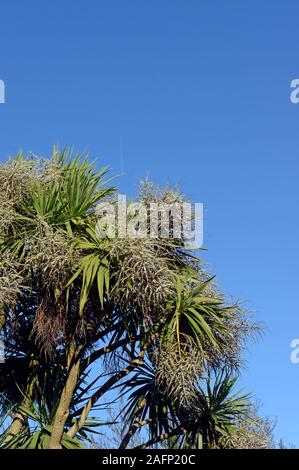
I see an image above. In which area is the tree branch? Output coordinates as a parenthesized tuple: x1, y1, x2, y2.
(48, 345, 83, 449)
(81, 333, 144, 370)
(119, 397, 149, 449)
(67, 347, 147, 439)
(134, 426, 187, 449)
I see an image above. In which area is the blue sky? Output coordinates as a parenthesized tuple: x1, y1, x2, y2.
(0, 0, 299, 446)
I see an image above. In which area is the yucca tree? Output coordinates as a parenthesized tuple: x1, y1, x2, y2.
(0, 366, 110, 449)
(0, 149, 265, 449)
(173, 371, 250, 449)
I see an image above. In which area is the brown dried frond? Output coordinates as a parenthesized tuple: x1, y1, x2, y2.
(24, 226, 81, 356)
(31, 297, 66, 358)
(156, 337, 204, 407)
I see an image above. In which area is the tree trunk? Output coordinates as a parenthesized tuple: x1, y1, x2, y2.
(48, 358, 81, 449)
(67, 349, 146, 439)
(119, 398, 148, 449)
(4, 355, 37, 443)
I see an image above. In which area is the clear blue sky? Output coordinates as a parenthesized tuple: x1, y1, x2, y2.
(1, 0, 299, 446)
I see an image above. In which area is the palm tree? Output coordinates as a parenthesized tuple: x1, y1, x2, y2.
(173, 371, 250, 449)
(0, 148, 265, 449)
